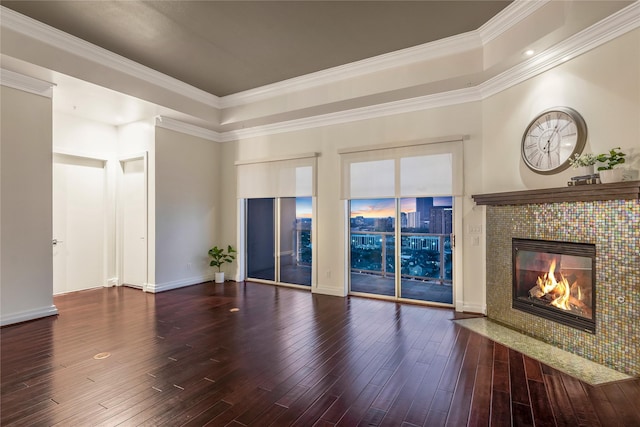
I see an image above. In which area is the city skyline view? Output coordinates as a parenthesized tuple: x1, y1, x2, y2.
(350, 197, 452, 219)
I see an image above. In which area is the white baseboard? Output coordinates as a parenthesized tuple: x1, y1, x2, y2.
(146, 274, 212, 293)
(0, 304, 59, 326)
(460, 302, 486, 315)
(106, 277, 118, 287)
(313, 285, 347, 297)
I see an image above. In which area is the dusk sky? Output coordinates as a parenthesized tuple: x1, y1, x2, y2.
(350, 197, 452, 218)
(296, 197, 453, 219)
(296, 197, 312, 218)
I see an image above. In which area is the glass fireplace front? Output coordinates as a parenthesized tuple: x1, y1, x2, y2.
(512, 238, 595, 333)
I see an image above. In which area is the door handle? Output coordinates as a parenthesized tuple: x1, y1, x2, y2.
(52, 239, 63, 246)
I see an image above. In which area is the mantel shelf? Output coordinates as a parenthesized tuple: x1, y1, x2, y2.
(472, 181, 640, 206)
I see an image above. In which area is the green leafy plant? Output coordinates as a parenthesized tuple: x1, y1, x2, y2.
(208, 245, 236, 272)
(596, 147, 626, 171)
(568, 153, 597, 168)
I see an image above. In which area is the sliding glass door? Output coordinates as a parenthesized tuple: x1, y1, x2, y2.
(246, 198, 275, 281)
(246, 197, 312, 287)
(349, 197, 453, 304)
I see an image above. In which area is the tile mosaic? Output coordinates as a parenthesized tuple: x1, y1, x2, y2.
(485, 199, 639, 376)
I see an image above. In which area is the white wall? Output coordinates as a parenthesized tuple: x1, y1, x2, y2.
(482, 29, 640, 193)
(222, 102, 486, 309)
(0, 86, 58, 325)
(153, 127, 221, 291)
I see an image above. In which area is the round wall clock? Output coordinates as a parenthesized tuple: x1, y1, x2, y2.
(521, 107, 588, 174)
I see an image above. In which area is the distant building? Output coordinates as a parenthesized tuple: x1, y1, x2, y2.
(415, 198, 433, 231)
(406, 236, 440, 251)
(430, 207, 452, 234)
(406, 211, 420, 229)
(351, 234, 380, 248)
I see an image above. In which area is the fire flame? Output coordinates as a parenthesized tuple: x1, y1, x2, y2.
(535, 259, 574, 310)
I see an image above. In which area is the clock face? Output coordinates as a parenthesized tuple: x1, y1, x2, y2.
(521, 107, 587, 174)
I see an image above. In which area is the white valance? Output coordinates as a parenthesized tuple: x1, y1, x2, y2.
(339, 137, 464, 199)
(236, 153, 317, 199)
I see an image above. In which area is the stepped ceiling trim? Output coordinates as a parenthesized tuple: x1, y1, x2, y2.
(480, 0, 640, 99)
(0, 6, 221, 108)
(219, 31, 483, 109)
(478, 0, 549, 43)
(1, 2, 637, 143)
(222, 2, 639, 142)
(220, 87, 482, 142)
(155, 116, 222, 143)
(220, 0, 549, 108)
(1, 1, 534, 109)
(0, 68, 55, 98)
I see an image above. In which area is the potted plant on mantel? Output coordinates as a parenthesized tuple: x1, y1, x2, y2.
(568, 152, 598, 176)
(596, 147, 626, 183)
(208, 245, 236, 283)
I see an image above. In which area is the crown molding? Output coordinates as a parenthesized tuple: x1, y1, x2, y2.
(218, 0, 546, 109)
(478, 0, 550, 44)
(219, 31, 482, 109)
(220, 87, 482, 142)
(0, 6, 221, 108)
(2, 2, 636, 145)
(0, 68, 55, 97)
(155, 116, 222, 143)
(220, 1, 640, 142)
(479, 0, 640, 99)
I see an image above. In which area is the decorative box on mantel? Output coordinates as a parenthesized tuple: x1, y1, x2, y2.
(472, 181, 639, 377)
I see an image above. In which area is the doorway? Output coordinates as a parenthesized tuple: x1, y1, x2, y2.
(349, 196, 454, 305)
(53, 154, 106, 295)
(245, 197, 313, 287)
(120, 156, 147, 289)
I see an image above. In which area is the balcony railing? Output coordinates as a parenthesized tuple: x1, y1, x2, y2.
(350, 231, 452, 284)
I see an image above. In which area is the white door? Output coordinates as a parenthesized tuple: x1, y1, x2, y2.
(121, 158, 146, 288)
(53, 154, 106, 295)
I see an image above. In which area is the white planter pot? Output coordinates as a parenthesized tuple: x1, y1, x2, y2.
(599, 168, 623, 184)
(575, 165, 595, 176)
(214, 272, 225, 283)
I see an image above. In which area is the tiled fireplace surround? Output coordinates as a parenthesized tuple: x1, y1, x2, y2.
(475, 182, 639, 377)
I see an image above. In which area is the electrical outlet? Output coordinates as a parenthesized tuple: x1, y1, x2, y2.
(468, 224, 482, 234)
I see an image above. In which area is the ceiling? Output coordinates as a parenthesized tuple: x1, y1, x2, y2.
(1, 1, 512, 97)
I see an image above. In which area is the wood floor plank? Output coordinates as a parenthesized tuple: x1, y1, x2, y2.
(1, 283, 638, 426)
(544, 373, 579, 426)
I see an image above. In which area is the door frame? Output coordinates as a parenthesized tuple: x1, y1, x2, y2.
(117, 152, 148, 291)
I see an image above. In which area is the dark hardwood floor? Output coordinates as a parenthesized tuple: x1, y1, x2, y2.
(2, 282, 639, 426)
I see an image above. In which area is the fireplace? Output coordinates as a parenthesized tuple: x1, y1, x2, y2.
(512, 238, 596, 333)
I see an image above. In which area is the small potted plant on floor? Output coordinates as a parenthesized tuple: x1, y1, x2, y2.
(208, 245, 236, 283)
(596, 147, 626, 183)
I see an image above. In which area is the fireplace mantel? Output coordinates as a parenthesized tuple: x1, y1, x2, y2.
(472, 180, 640, 206)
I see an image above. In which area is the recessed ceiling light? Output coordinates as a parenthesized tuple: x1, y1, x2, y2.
(525, 49, 535, 56)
